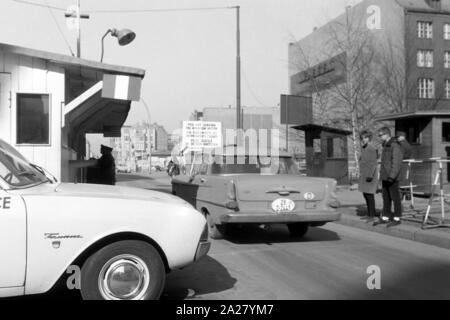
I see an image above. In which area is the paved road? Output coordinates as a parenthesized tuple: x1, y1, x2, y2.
(6, 174, 450, 300)
(119, 173, 450, 300)
(163, 223, 450, 299)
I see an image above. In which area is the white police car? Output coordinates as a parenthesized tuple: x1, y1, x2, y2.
(0, 139, 210, 300)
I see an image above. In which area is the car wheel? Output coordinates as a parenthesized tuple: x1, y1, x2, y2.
(80, 240, 165, 300)
(287, 223, 309, 238)
(205, 212, 226, 240)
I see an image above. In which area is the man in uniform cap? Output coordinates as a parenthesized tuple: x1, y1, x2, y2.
(396, 131, 412, 160)
(97, 144, 116, 185)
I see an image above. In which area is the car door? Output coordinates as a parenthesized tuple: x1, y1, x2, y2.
(0, 189, 27, 288)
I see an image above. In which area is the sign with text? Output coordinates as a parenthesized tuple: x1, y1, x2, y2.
(291, 52, 347, 95)
(182, 121, 222, 150)
(280, 94, 312, 125)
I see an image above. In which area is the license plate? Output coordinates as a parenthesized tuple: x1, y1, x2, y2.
(272, 198, 295, 213)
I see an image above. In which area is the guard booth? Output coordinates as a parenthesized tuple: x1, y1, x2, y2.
(0, 42, 144, 183)
(292, 124, 351, 185)
(377, 111, 450, 195)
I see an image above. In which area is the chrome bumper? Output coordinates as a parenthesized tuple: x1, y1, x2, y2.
(195, 240, 211, 261)
(219, 211, 341, 224)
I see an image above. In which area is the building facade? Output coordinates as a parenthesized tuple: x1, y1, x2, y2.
(289, 0, 450, 189)
(111, 122, 169, 172)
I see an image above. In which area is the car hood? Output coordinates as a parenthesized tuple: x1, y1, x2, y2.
(30, 182, 189, 205)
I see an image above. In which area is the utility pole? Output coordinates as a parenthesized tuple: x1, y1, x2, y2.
(65, 0, 90, 58)
(235, 6, 242, 130)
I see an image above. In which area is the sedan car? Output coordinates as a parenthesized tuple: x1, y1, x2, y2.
(172, 148, 341, 239)
(0, 139, 210, 300)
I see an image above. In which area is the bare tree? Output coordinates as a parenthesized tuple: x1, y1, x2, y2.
(290, 8, 388, 173)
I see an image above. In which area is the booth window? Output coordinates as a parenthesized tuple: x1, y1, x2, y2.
(326, 137, 346, 159)
(16, 93, 50, 144)
(443, 123, 450, 142)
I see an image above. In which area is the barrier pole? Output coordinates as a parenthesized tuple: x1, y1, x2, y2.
(408, 161, 415, 209)
(422, 163, 439, 227)
(440, 161, 445, 223)
(422, 159, 450, 229)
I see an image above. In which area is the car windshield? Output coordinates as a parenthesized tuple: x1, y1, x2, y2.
(0, 139, 48, 188)
(210, 155, 298, 175)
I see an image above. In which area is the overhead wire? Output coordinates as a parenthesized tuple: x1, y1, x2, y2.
(44, 0, 75, 56)
(242, 67, 272, 108)
(84, 6, 235, 14)
(12, 0, 65, 11)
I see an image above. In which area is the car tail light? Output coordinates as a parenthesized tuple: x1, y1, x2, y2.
(327, 180, 340, 208)
(226, 180, 239, 210)
(227, 180, 237, 200)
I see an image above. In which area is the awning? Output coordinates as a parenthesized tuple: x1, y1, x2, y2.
(376, 110, 450, 121)
(292, 123, 352, 135)
(64, 74, 142, 137)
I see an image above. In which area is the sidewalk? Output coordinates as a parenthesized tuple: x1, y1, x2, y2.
(334, 186, 450, 250)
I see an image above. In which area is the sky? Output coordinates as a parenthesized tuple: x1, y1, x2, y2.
(0, 0, 362, 135)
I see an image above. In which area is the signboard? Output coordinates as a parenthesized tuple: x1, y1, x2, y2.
(291, 52, 347, 95)
(280, 94, 312, 125)
(182, 121, 222, 150)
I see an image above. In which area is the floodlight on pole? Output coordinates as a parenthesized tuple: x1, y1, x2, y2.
(100, 28, 136, 62)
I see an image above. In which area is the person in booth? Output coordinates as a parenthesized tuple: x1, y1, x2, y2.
(97, 144, 116, 185)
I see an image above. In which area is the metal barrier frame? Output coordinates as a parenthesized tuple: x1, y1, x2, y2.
(401, 158, 450, 229)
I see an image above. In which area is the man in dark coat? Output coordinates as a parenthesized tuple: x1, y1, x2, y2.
(97, 144, 116, 185)
(358, 130, 379, 223)
(374, 127, 404, 227)
(396, 130, 413, 197)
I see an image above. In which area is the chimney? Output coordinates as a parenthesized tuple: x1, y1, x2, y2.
(425, 0, 442, 10)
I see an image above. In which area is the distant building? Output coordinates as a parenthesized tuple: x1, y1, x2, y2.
(111, 122, 168, 172)
(168, 132, 182, 151)
(289, 0, 450, 139)
(289, 0, 450, 186)
(152, 123, 168, 152)
(199, 106, 304, 154)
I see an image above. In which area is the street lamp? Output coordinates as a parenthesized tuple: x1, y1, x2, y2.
(100, 28, 136, 62)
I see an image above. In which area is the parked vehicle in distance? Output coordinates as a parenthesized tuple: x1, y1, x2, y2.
(171, 147, 341, 239)
(116, 164, 131, 173)
(0, 139, 210, 300)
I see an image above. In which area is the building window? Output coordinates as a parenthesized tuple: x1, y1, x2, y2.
(443, 123, 450, 142)
(446, 80, 450, 99)
(417, 50, 433, 67)
(418, 78, 435, 99)
(445, 24, 450, 40)
(445, 52, 450, 68)
(16, 93, 50, 144)
(417, 21, 433, 38)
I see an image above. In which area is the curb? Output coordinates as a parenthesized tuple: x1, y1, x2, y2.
(335, 207, 450, 250)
